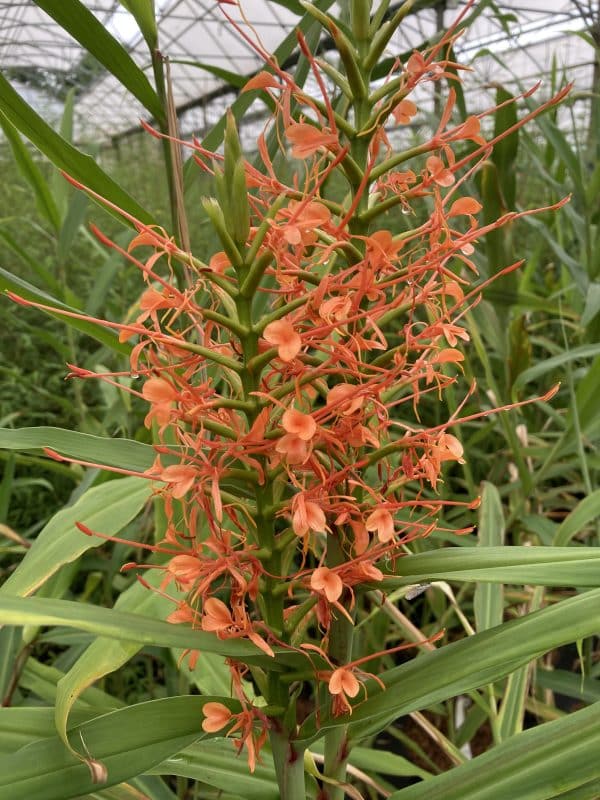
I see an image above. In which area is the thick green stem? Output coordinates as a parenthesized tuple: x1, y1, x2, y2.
(270, 727, 306, 800)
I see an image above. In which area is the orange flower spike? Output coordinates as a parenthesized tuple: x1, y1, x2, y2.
(263, 319, 302, 362)
(202, 702, 233, 733)
(311, 567, 343, 603)
(282, 407, 317, 441)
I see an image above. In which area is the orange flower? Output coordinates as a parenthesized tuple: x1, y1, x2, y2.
(392, 98, 417, 124)
(426, 155, 455, 187)
(263, 319, 302, 362)
(282, 408, 317, 441)
(142, 377, 177, 427)
(448, 197, 482, 218)
(275, 434, 310, 465)
(202, 702, 233, 733)
(285, 122, 338, 158)
(326, 384, 364, 416)
(365, 508, 395, 542)
(328, 666, 360, 715)
(311, 567, 343, 602)
(159, 464, 197, 499)
(279, 200, 331, 247)
(291, 494, 326, 537)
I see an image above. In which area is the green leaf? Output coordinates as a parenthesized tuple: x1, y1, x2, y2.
(492, 85, 518, 208)
(388, 702, 600, 800)
(0, 708, 96, 755)
(298, 587, 600, 742)
(0, 595, 286, 668)
(0, 267, 130, 353)
(0, 427, 153, 473)
(0, 111, 61, 231)
(119, 0, 158, 49)
(0, 477, 150, 598)
(382, 546, 600, 587)
(512, 343, 600, 397)
(0, 71, 154, 226)
(168, 59, 248, 89)
(474, 482, 504, 632)
(0, 696, 230, 800)
(0, 227, 63, 294)
(58, 190, 90, 264)
(33, 0, 162, 121)
(50, 87, 76, 218)
(55, 571, 176, 760)
(152, 740, 279, 799)
(553, 490, 600, 546)
(536, 668, 600, 705)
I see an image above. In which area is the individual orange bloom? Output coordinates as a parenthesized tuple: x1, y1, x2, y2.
(438, 432, 465, 463)
(448, 197, 482, 218)
(164, 554, 203, 591)
(202, 702, 233, 733)
(365, 508, 395, 542)
(328, 666, 360, 715)
(311, 567, 343, 603)
(285, 122, 338, 158)
(202, 598, 274, 657)
(326, 384, 364, 416)
(318, 295, 352, 324)
(392, 98, 417, 124)
(242, 70, 281, 93)
(426, 155, 455, 187)
(202, 597, 235, 634)
(166, 600, 196, 624)
(291, 494, 326, 537)
(209, 251, 231, 273)
(282, 408, 317, 441)
(159, 464, 197, 499)
(275, 434, 310, 465)
(262, 319, 302, 361)
(142, 377, 178, 427)
(279, 200, 331, 247)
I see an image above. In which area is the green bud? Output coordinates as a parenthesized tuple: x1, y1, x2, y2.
(230, 158, 250, 246)
(213, 164, 230, 219)
(202, 197, 243, 269)
(224, 109, 243, 188)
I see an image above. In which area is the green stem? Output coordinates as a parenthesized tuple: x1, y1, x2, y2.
(270, 727, 306, 800)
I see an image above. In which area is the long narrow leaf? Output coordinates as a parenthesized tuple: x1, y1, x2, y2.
(298, 587, 600, 742)
(33, 0, 163, 121)
(0, 477, 150, 598)
(0, 428, 153, 472)
(0, 71, 154, 226)
(0, 111, 61, 231)
(388, 701, 600, 800)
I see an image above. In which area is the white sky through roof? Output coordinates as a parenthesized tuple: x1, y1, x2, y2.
(0, 1, 596, 143)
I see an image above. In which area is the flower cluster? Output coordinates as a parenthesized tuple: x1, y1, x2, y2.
(13, 0, 568, 778)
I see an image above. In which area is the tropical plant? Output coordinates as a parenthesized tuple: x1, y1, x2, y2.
(1, 2, 600, 800)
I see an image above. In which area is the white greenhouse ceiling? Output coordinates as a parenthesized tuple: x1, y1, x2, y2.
(0, 1, 596, 143)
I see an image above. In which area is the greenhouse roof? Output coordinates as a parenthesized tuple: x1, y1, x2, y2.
(0, 1, 595, 143)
